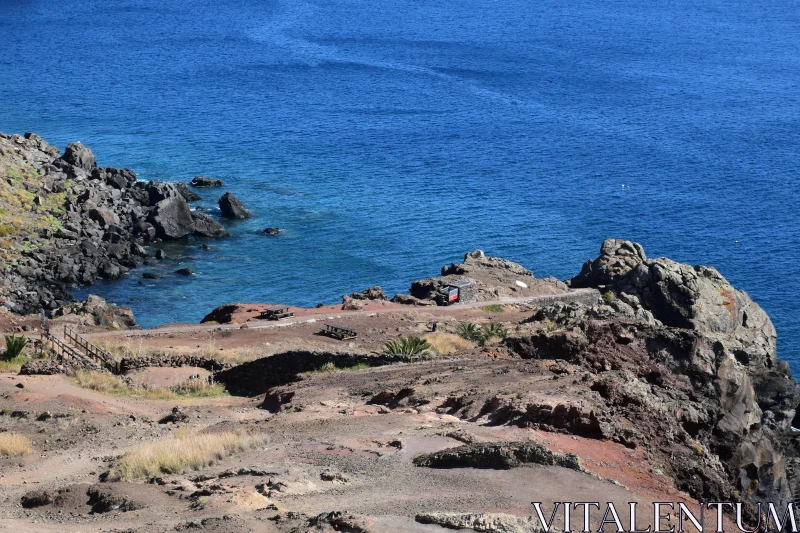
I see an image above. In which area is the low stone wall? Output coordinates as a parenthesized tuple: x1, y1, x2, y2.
(20, 358, 106, 376)
(118, 354, 230, 374)
(522, 289, 601, 309)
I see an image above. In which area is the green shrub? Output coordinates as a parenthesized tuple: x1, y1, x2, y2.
(456, 322, 482, 342)
(481, 322, 508, 341)
(602, 291, 616, 302)
(4, 335, 27, 360)
(384, 336, 431, 356)
(481, 304, 504, 313)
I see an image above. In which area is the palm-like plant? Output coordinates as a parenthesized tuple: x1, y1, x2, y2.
(384, 336, 431, 356)
(455, 322, 482, 342)
(4, 335, 27, 360)
(481, 322, 509, 341)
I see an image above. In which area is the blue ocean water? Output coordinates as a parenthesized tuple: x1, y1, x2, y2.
(0, 0, 798, 370)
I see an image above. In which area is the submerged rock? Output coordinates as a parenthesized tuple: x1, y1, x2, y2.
(191, 176, 224, 187)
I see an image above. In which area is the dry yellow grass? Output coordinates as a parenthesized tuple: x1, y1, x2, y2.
(425, 332, 475, 355)
(110, 429, 268, 480)
(72, 371, 226, 399)
(0, 433, 33, 456)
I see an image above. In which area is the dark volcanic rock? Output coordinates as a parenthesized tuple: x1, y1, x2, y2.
(0, 132, 232, 316)
(175, 268, 193, 276)
(495, 239, 800, 511)
(263, 227, 282, 235)
(413, 442, 581, 471)
(52, 295, 136, 329)
(21, 490, 55, 508)
(191, 176, 224, 187)
(60, 141, 96, 171)
(149, 197, 195, 239)
(176, 182, 201, 202)
(191, 212, 229, 238)
(218, 192, 252, 219)
(350, 286, 388, 301)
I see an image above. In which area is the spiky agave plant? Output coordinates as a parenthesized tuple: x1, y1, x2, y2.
(4, 335, 27, 360)
(383, 336, 431, 356)
(455, 322, 482, 342)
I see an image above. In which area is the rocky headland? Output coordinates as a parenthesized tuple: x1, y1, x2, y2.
(0, 135, 797, 532)
(0, 132, 243, 320)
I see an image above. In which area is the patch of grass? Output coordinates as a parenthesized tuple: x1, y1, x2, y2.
(384, 336, 431, 356)
(4, 334, 28, 359)
(425, 332, 475, 355)
(109, 429, 268, 481)
(72, 371, 227, 400)
(0, 224, 16, 238)
(602, 291, 616, 302)
(314, 361, 371, 373)
(481, 304, 505, 313)
(0, 433, 32, 456)
(545, 320, 557, 333)
(0, 355, 30, 373)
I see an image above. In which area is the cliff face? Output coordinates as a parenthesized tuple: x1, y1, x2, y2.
(546, 239, 800, 512)
(0, 132, 228, 315)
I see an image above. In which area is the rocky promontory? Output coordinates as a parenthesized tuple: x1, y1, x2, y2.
(0, 132, 231, 316)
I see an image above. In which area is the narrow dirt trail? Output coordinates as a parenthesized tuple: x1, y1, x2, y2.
(80, 288, 598, 340)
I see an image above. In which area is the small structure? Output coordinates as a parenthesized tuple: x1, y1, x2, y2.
(438, 280, 474, 305)
(259, 305, 294, 321)
(322, 324, 357, 340)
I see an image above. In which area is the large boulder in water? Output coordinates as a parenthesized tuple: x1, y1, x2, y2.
(148, 197, 195, 239)
(60, 141, 97, 171)
(191, 212, 229, 238)
(218, 192, 252, 219)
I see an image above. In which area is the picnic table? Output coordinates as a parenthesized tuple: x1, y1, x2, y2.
(322, 323, 357, 340)
(259, 305, 294, 320)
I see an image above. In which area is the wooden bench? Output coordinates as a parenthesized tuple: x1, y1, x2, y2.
(259, 305, 294, 321)
(323, 323, 357, 340)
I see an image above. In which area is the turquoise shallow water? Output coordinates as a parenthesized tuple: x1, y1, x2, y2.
(0, 0, 798, 371)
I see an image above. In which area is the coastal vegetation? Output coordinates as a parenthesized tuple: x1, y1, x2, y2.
(0, 433, 33, 456)
(425, 332, 475, 354)
(72, 371, 227, 399)
(108, 429, 268, 481)
(4, 334, 28, 359)
(383, 336, 431, 356)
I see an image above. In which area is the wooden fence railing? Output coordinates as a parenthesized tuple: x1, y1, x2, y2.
(64, 327, 116, 369)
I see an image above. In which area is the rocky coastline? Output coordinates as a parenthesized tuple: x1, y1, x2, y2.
(1, 132, 798, 527)
(0, 132, 245, 318)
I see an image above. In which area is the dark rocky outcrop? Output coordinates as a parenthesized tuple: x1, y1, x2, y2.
(413, 441, 581, 471)
(409, 249, 569, 304)
(176, 182, 201, 202)
(263, 227, 282, 235)
(0, 133, 234, 315)
(350, 286, 388, 301)
(191, 212, 230, 238)
(51, 294, 136, 329)
(191, 176, 224, 187)
(218, 192, 252, 219)
(500, 239, 800, 514)
(149, 197, 195, 239)
(59, 141, 96, 171)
